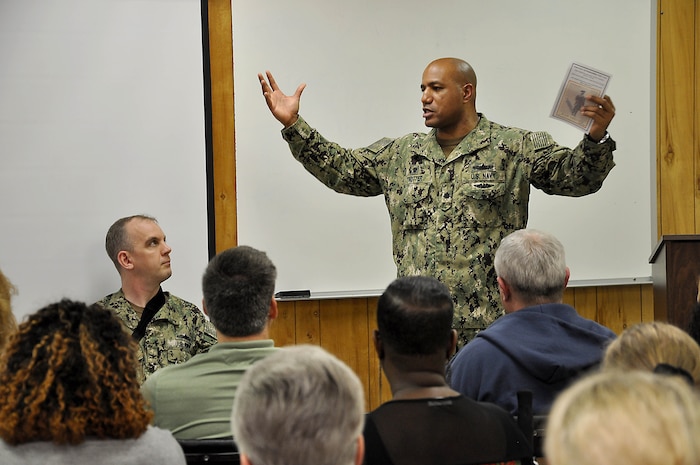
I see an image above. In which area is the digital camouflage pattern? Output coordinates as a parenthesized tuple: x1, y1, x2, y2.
(98, 290, 217, 384)
(282, 114, 616, 346)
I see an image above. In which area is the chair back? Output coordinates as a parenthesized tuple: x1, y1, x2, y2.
(177, 438, 240, 464)
(515, 391, 547, 461)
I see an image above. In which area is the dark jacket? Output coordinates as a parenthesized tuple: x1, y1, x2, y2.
(448, 303, 616, 415)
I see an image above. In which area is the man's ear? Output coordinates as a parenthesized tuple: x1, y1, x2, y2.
(373, 329, 384, 360)
(354, 435, 365, 465)
(462, 82, 475, 102)
(116, 250, 133, 270)
(447, 329, 458, 359)
(201, 299, 208, 317)
(564, 267, 571, 288)
(497, 276, 510, 301)
(240, 453, 252, 465)
(268, 298, 278, 321)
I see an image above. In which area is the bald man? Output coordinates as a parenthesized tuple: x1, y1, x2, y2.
(259, 58, 616, 345)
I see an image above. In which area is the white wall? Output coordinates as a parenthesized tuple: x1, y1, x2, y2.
(0, 0, 208, 320)
(233, 0, 654, 294)
(0, 0, 656, 323)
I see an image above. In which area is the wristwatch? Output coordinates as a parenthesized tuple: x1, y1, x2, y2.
(587, 132, 610, 144)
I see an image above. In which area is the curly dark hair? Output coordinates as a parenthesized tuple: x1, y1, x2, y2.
(0, 299, 153, 445)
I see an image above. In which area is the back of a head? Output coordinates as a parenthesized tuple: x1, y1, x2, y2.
(602, 321, 700, 388)
(202, 245, 277, 337)
(494, 229, 567, 303)
(377, 275, 454, 356)
(545, 370, 700, 465)
(0, 299, 151, 445)
(231, 345, 365, 465)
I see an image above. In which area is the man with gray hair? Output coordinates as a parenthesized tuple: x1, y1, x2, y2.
(231, 345, 365, 465)
(448, 228, 616, 416)
(141, 245, 279, 439)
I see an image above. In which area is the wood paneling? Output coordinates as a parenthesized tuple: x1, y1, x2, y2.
(208, 0, 697, 409)
(657, 0, 696, 235)
(269, 285, 653, 409)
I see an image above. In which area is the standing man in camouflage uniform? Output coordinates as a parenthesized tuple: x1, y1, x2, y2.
(258, 57, 617, 346)
(99, 215, 216, 383)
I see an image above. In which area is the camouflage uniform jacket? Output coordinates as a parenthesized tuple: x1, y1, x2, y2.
(98, 289, 217, 384)
(282, 115, 616, 346)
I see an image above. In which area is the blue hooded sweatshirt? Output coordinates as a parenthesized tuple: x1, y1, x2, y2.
(448, 303, 616, 415)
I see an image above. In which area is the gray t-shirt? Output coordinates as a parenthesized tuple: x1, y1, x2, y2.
(0, 426, 186, 465)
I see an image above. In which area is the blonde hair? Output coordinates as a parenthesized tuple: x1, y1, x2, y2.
(545, 370, 700, 465)
(0, 269, 18, 351)
(602, 321, 700, 387)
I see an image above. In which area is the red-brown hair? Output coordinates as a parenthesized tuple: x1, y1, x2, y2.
(0, 299, 153, 444)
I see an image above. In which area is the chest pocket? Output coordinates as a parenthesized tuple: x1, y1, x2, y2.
(402, 181, 431, 229)
(456, 165, 506, 224)
(400, 158, 432, 230)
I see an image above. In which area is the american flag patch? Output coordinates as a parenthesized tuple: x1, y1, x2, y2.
(528, 131, 553, 150)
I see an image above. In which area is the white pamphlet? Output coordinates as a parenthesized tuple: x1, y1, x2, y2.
(551, 62, 612, 132)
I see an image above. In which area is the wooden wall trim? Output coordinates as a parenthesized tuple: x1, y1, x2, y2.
(206, 0, 237, 253)
(657, 0, 697, 236)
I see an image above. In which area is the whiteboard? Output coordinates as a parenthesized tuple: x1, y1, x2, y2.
(0, 0, 208, 321)
(233, 0, 655, 295)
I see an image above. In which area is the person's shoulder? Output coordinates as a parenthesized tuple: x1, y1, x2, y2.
(559, 304, 615, 337)
(161, 293, 210, 325)
(469, 396, 514, 417)
(142, 425, 182, 442)
(163, 292, 199, 311)
(450, 335, 493, 367)
(586, 318, 617, 339)
(485, 116, 554, 149)
(481, 115, 525, 135)
(96, 290, 124, 306)
(144, 350, 200, 392)
(133, 427, 187, 464)
(366, 131, 431, 155)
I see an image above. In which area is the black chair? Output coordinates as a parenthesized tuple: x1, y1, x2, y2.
(515, 391, 547, 461)
(516, 391, 535, 465)
(532, 415, 547, 459)
(177, 438, 240, 464)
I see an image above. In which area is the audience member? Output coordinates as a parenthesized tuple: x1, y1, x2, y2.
(99, 214, 216, 384)
(364, 275, 531, 465)
(448, 228, 616, 415)
(141, 245, 279, 439)
(231, 345, 365, 465)
(0, 268, 17, 352)
(0, 299, 186, 465)
(545, 370, 700, 465)
(602, 321, 700, 388)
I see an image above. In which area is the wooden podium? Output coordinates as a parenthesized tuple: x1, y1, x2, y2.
(649, 235, 700, 330)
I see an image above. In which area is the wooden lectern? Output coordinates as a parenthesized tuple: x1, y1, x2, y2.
(649, 235, 700, 331)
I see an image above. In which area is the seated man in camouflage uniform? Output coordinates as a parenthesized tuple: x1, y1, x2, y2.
(98, 214, 216, 384)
